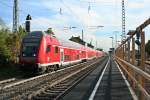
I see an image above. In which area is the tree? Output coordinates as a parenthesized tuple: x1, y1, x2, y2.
(0, 25, 26, 66)
(0, 29, 11, 66)
(46, 28, 54, 35)
(6, 25, 26, 63)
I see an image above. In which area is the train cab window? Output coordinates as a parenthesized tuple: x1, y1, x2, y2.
(22, 43, 38, 57)
(55, 46, 59, 53)
(46, 45, 51, 53)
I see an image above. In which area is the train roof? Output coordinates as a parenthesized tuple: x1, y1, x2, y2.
(27, 31, 84, 49)
(23, 31, 96, 50)
(23, 31, 44, 38)
(58, 38, 84, 49)
(29, 31, 43, 36)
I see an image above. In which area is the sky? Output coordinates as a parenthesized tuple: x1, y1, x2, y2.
(0, 0, 150, 51)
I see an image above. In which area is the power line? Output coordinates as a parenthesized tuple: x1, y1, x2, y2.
(88, 2, 91, 14)
(0, 1, 13, 8)
(0, 1, 28, 16)
(59, 0, 85, 28)
(0, 1, 59, 31)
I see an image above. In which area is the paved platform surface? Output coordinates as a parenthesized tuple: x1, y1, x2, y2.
(61, 58, 132, 100)
(93, 59, 132, 100)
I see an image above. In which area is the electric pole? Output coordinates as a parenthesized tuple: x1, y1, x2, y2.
(122, 0, 126, 40)
(82, 29, 84, 41)
(13, 0, 19, 33)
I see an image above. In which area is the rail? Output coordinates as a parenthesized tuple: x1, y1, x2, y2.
(115, 17, 150, 100)
(0, 57, 105, 99)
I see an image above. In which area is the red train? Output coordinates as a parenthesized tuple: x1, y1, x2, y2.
(19, 31, 103, 73)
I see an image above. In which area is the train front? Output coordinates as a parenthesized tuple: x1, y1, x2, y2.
(19, 31, 43, 72)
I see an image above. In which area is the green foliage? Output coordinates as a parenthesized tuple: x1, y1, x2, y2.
(47, 28, 53, 35)
(145, 40, 150, 56)
(0, 26, 26, 66)
(18, 25, 26, 37)
(0, 29, 11, 66)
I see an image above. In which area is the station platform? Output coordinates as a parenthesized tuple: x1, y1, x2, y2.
(61, 58, 133, 100)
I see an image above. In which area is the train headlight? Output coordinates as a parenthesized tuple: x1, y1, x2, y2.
(33, 54, 36, 56)
(23, 53, 25, 57)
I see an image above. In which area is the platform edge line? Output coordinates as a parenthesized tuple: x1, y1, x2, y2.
(88, 57, 110, 100)
(115, 61, 138, 100)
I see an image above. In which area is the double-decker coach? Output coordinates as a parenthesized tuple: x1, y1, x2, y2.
(19, 31, 103, 73)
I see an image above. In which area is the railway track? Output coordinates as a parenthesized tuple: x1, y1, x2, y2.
(0, 61, 84, 89)
(0, 78, 16, 85)
(29, 57, 108, 100)
(0, 72, 39, 90)
(0, 57, 106, 100)
(0, 78, 17, 89)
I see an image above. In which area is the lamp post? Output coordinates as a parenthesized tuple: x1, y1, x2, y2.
(113, 31, 119, 48)
(109, 36, 114, 48)
(117, 41, 121, 47)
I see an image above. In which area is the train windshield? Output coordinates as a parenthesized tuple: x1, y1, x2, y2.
(22, 38, 41, 57)
(22, 43, 39, 57)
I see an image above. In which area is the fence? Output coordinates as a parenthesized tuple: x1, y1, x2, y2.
(115, 18, 150, 100)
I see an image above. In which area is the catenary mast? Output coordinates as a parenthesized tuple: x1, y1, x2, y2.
(13, 0, 19, 33)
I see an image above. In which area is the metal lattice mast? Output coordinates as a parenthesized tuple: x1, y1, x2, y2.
(13, 0, 19, 33)
(122, 0, 126, 40)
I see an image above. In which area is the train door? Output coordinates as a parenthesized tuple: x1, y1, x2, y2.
(46, 45, 51, 63)
(60, 48, 64, 65)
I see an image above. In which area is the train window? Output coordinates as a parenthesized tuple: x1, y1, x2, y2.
(77, 55, 80, 59)
(46, 45, 51, 53)
(81, 51, 85, 53)
(55, 46, 59, 53)
(22, 44, 38, 57)
(64, 55, 70, 60)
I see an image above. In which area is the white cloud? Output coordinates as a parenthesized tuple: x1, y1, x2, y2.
(25, 0, 150, 51)
(29, 0, 121, 51)
(127, 0, 150, 9)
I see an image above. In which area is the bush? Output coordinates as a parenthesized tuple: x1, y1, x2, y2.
(0, 26, 26, 67)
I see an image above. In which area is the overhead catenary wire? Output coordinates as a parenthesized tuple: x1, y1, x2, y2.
(59, 0, 86, 29)
(0, 1, 13, 8)
(59, 0, 101, 36)
(1, 0, 120, 43)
